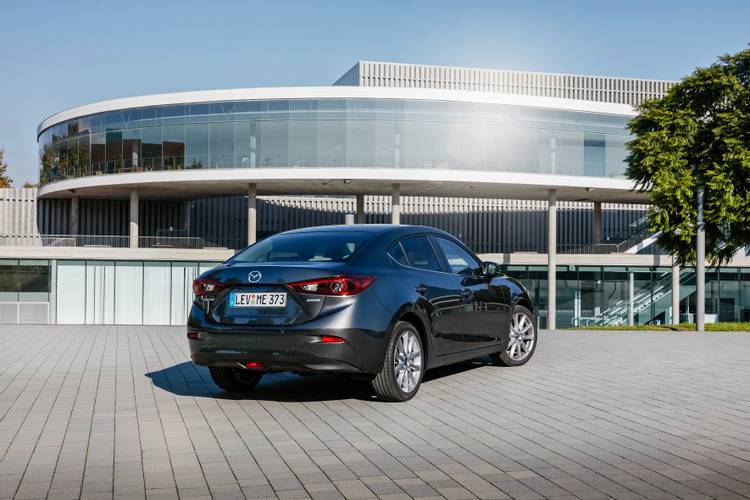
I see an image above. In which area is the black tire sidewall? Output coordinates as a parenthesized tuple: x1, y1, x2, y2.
(372, 321, 425, 402)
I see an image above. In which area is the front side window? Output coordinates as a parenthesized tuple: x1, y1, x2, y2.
(232, 232, 371, 263)
(400, 236, 441, 272)
(433, 236, 482, 276)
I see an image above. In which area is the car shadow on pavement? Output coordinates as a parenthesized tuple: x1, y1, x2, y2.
(146, 359, 488, 403)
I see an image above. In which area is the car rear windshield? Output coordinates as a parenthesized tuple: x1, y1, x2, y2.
(232, 232, 372, 263)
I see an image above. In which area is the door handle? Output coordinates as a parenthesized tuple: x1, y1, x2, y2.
(414, 285, 428, 295)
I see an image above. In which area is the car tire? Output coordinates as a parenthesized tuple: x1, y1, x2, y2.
(209, 366, 263, 392)
(371, 321, 424, 402)
(491, 305, 537, 367)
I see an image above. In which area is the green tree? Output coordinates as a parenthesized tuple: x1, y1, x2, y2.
(626, 46, 750, 266)
(0, 149, 12, 188)
(22, 181, 38, 188)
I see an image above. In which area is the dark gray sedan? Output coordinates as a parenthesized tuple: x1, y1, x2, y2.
(188, 224, 536, 401)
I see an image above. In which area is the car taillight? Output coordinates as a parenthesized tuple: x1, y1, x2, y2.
(192, 278, 225, 296)
(288, 276, 375, 296)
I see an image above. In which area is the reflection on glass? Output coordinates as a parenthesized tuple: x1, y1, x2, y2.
(38, 99, 631, 184)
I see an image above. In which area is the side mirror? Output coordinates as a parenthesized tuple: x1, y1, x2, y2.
(483, 261, 499, 277)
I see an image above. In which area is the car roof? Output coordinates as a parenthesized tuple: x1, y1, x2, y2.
(281, 224, 453, 238)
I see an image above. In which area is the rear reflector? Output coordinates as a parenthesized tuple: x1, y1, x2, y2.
(244, 361, 266, 369)
(320, 335, 346, 344)
(288, 276, 375, 296)
(187, 331, 201, 340)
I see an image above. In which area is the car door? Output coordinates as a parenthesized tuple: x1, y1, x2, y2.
(394, 235, 466, 356)
(431, 235, 511, 350)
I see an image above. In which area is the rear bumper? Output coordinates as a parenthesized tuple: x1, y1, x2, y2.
(189, 326, 387, 374)
(188, 307, 387, 373)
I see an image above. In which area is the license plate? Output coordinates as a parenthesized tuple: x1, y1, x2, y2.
(231, 292, 287, 308)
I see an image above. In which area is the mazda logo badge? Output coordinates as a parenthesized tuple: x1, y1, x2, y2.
(248, 271, 262, 283)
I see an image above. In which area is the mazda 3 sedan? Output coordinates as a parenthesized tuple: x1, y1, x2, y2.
(188, 225, 536, 402)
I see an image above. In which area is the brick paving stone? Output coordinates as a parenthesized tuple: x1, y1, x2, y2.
(2, 326, 750, 499)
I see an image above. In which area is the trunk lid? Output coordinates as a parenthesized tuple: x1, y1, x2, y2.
(201, 262, 349, 326)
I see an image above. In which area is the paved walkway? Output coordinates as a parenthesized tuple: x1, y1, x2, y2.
(1, 326, 750, 499)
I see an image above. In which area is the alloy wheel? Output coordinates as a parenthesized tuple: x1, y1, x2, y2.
(506, 312, 535, 362)
(393, 329, 422, 393)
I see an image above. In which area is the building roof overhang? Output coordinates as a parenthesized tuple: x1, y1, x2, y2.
(37, 167, 649, 204)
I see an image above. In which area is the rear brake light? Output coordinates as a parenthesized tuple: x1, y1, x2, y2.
(244, 361, 265, 370)
(192, 278, 225, 296)
(288, 276, 375, 296)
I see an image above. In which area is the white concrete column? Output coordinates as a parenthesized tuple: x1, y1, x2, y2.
(344, 214, 355, 225)
(696, 189, 705, 331)
(70, 197, 80, 236)
(593, 201, 602, 245)
(129, 189, 139, 248)
(671, 260, 680, 325)
(547, 189, 557, 330)
(356, 194, 365, 224)
(627, 271, 635, 326)
(182, 200, 191, 233)
(247, 183, 257, 245)
(391, 184, 401, 225)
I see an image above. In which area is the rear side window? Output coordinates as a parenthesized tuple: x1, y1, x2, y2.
(433, 236, 482, 276)
(400, 236, 441, 272)
(387, 243, 409, 266)
(233, 232, 371, 263)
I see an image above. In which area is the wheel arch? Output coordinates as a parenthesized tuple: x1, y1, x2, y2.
(389, 304, 433, 367)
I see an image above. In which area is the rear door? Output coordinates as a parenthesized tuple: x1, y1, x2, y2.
(396, 235, 466, 356)
(431, 235, 511, 350)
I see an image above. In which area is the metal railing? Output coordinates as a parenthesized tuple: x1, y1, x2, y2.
(0, 234, 237, 250)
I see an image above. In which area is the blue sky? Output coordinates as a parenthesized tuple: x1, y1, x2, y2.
(1, 0, 748, 184)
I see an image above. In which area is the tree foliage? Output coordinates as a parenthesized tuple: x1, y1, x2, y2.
(626, 46, 750, 266)
(0, 149, 12, 188)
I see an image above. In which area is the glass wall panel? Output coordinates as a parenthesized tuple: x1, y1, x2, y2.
(584, 133, 605, 177)
(85, 261, 115, 324)
(163, 125, 185, 170)
(56, 261, 86, 324)
(91, 133, 106, 174)
(141, 127, 162, 171)
(602, 266, 629, 325)
(718, 268, 740, 322)
(171, 262, 199, 325)
(577, 266, 603, 326)
(122, 129, 142, 172)
(114, 261, 143, 324)
(209, 122, 234, 168)
(556, 265, 578, 327)
(78, 134, 90, 177)
(143, 262, 171, 325)
(741, 269, 750, 322)
(0, 259, 20, 301)
(233, 121, 252, 167)
(186, 124, 208, 168)
(105, 131, 122, 173)
(631, 267, 653, 325)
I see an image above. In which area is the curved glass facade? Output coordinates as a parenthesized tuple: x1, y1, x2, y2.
(38, 99, 630, 186)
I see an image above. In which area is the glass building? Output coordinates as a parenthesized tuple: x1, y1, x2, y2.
(37, 99, 630, 186)
(4, 61, 741, 328)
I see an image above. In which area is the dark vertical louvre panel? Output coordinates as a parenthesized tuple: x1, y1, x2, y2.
(33, 195, 648, 253)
